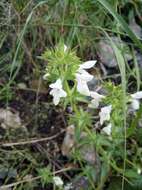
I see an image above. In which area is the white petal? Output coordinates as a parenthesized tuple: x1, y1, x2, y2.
(53, 176, 63, 187)
(59, 89, 67, 98)
(89, 92, 105, 108)
(131, 99, 140, 110)
(90, 91, 105, 99)
(99, 105, 112, 125)
(53, 93, 60, 105)
(79, 60, 97, 70)
(64, 44, 67, 52)
(81, 70, 94, 81)
(102, 123, 112, 135)
(76, 79, 90, 96)
(131, 91, 142, 99)
(49, 79, 62, 89)
(76, 70, 93, 82)
(49, 88, 56, 96)
(49, 88, 67, 105)
(89, 99, 100, 108)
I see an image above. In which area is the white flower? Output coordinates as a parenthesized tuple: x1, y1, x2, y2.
(76, 60, 96, 96)
(53, 176, 64, 187)
(49, 79, 67, 105)
(130, 91, 142, 110)
(102, 123, 112, 135)
(131, 91, 142, 99)
(76, 71, 93, 96)
(79, 60, 97, 70)
(77, 69, 94, 81)
(99, 105, 112, 125)
(89, 91, 105, 108)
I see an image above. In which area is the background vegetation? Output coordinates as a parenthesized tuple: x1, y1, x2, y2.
(0, 0, 142, 189)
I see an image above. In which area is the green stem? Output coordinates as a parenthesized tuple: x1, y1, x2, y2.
(64, 81, 78, 113)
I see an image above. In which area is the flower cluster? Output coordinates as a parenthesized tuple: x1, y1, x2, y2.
(45, 58, 104, 106)
(43, 44, 142, 137)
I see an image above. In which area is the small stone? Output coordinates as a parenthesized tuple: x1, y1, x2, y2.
(97, 37, 132, 68)
(0, 108, 26, 130)
(61, 125, 75, 156)
(17, 83, 27, 89)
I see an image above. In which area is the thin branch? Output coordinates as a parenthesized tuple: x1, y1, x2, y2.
(1, 129, 65, 147)
(0, 167, 72, 189)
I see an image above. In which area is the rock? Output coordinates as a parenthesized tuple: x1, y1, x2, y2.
(61, 125, 75, 156)
(78, 133, 97, 165)
(97, 37, 132, 68)
(0, 108, 26, 130)
(0, 167, 17, 179)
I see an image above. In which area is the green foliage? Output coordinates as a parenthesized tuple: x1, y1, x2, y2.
(69, 108, 93, 139)
(38, 167, 52, 188)
(42, 43, 81, 82)
(0, 85, 13, 101)
(12, 0, 29, 12)
(0, 0, 142, 189)
(69, 108, 92, 129)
